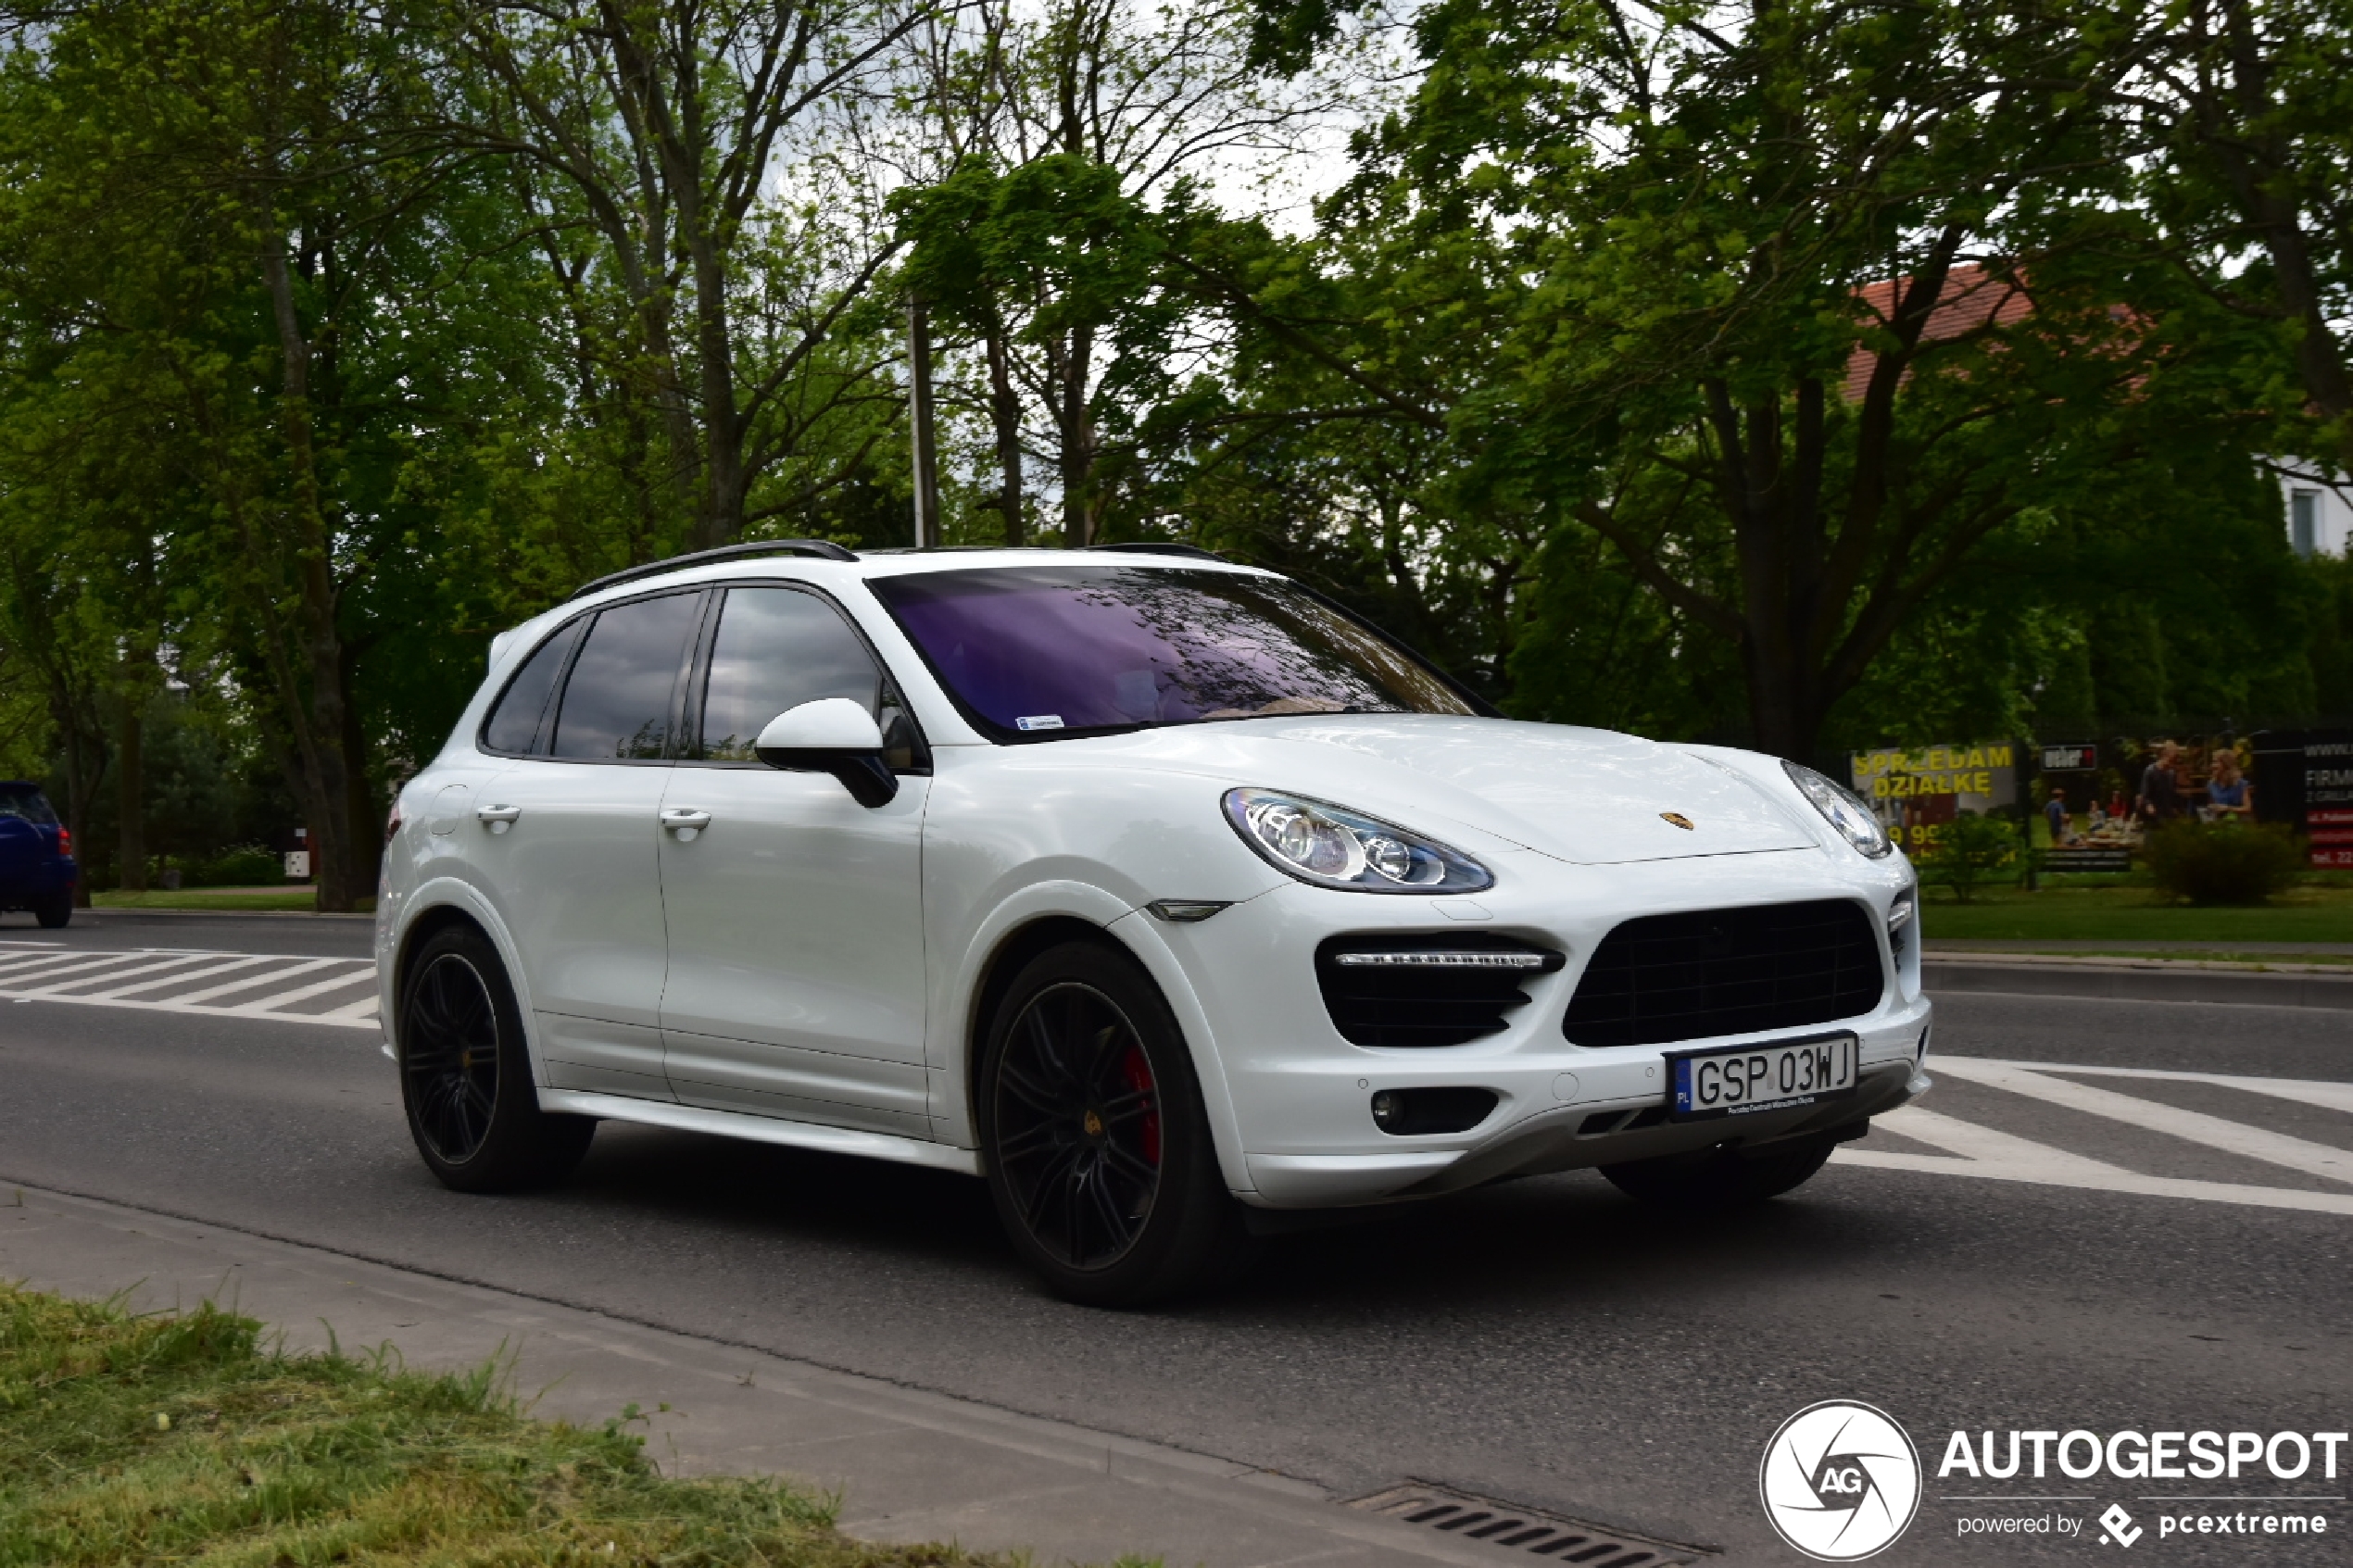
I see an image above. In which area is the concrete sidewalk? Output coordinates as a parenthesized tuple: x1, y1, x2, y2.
(0, 1183, 1717, 1568)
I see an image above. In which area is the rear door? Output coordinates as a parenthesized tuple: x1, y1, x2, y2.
(467, 589, 706, 1100)
(654, 583, 932, 1135)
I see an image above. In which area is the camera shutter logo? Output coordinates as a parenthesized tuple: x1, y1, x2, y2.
(1759, 1400, 1922, 1561)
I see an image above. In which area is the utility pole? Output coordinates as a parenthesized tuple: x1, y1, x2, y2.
(908, 295, 940, 548)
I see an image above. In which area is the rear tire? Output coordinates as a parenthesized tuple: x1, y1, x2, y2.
(397, 922, 594, 1193)
(31, 892, 69, 929)
(978, 939, 1244, 1307)
(1601, 1132, 1838, 1210)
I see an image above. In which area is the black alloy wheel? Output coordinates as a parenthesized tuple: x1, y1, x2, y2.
(403, 952, 503, 1164)
(992, 981, 1165, 1270)
(979, 939, 1245, 1306)
(396, 922, 595, 1192)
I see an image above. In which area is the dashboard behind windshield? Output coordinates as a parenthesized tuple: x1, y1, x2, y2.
(868, 564, 1475, 740)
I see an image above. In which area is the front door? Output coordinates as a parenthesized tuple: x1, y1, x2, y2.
(468, 588, 704, 1100)
(656, 583, 931, 1136)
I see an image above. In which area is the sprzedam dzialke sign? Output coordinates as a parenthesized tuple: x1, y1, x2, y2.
(1847, 743, 2019, 859)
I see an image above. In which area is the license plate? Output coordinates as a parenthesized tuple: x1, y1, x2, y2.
(1667, 1033, 1857, 1121)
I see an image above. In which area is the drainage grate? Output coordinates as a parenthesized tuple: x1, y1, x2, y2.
(1349, 1482, 1712, 1565)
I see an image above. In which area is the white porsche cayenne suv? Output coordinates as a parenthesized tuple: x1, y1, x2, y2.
(377, 541, 1931, 1304)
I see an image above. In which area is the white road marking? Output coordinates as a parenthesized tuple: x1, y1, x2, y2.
(216, 968, 379, 1018)
(1839, 1094, 2353, 1217)
(315, 991, 382, 1022)
(0, 951, 157, 985)
(165, 958, 349, 1007)
(86, 953, 280, 998)
(1931, 1057, 2353, 1186)
(0, 947, 380, 1032)
(15, 951, 223, 997)
(1947, 1057, 2353, 1118)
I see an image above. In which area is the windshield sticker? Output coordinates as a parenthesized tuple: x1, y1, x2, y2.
(1016, 715, 1065, 732)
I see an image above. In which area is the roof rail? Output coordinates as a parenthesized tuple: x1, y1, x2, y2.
(569, 538, 858, 601)
(1080, 543, 1227, 561)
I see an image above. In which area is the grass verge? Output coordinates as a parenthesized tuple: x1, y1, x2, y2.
(1919, 883, 2353, 945)
(88, 888, 373, 914)
(0, 1286, 1026, 1567)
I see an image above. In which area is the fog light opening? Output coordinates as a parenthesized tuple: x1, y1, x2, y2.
(1366, 1086, 1500, 1136)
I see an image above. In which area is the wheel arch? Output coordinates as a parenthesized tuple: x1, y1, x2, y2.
(384, 882, 548, 1086)
(953, 908, 1252, 1196)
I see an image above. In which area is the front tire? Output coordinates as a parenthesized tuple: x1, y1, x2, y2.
(1601, 1131, 1839, 1210)
(978, 940, 1242, 1307)
(397, 923, 594, 1193)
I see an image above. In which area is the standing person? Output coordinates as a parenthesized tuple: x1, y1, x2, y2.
(2207, 751, 2254, 818)
(2045, 785, 2071, 846)
(2136, 741, 2184, 825)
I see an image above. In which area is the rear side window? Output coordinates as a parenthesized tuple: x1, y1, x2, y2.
(481, 618, 585, 756)
(0, 785, 57, 825)
(550, 592, 702, 760)
(696, 587, 884, 760)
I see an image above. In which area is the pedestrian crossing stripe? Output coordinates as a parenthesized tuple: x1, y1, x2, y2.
(0, 943, 378, 1030)
(1843, 1057, 2353, 1217)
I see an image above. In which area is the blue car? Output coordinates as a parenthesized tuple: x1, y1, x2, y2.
(0, 781, 76, 928)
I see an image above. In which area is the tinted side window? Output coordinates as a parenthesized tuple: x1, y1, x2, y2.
(698, 588, 884, 760)
(481, 618, 585, 755)
(550, 593, 702, 760)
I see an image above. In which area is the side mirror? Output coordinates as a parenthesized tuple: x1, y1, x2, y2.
(753, 698, 899, 808)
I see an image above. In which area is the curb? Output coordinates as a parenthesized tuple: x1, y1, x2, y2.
(71, 908, 375, 922)
(1925, 959, 2353, 1009)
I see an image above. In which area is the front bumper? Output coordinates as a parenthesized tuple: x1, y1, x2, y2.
(1146, 845, 1931, 1209)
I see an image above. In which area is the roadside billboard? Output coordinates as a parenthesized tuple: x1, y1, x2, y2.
(2251, 730, 2353, 869)
(1848, 742, 2019, 858)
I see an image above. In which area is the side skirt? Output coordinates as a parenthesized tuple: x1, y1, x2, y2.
(538, 1088, 983, 1177)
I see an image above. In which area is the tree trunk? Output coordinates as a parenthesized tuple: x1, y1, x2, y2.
(116, 695, 145, 895)
(260, 233, 357, 913)
(51, 689, 104, 907)
(341, 641, 380, 898)
(2210, 0, 2353, 470)
(987, 323, 1025, 544)
(1059, 323, 1096, 546)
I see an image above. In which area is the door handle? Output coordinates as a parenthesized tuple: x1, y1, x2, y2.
(475, 804, 521, 834)
(661, 808, 712, 842)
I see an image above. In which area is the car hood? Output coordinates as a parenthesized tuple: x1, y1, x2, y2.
(1043, 716, 1822, 865)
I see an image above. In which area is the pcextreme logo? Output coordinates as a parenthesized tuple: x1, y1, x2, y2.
(1760, 1400, 1924, 1562)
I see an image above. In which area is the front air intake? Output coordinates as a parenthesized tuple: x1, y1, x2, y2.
(1562, 899, 1883, 1049)
(1315, 934, 1566, 1047)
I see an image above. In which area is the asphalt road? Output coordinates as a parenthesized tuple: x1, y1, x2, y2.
(1, 908, 2347, 1564)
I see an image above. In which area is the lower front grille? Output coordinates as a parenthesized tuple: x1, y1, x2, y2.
(1562, 899, 1883, 1049)
(1316, 934, 1566, 1047)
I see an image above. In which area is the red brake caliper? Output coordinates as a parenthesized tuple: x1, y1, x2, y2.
(1120, 1046, 1161, 1166)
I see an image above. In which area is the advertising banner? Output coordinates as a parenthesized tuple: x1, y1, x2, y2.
(1848, 742, 2019, 858)
(2034, 741, 2133, 872)
(2251, 729, 2353, 869)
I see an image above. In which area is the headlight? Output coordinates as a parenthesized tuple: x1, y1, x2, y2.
(1782, 761, 1894, 859)
(1222, 788, 1493, 894)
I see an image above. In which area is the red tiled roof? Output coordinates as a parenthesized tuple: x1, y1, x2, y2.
(1843, 264, 2033, 401)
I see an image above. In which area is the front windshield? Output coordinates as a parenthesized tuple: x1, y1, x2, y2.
(869, 564, 1475, 739)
